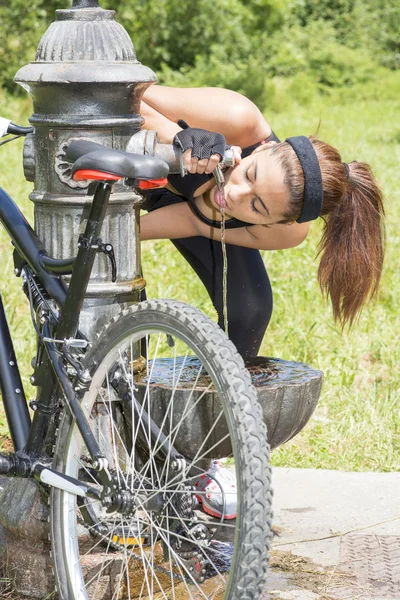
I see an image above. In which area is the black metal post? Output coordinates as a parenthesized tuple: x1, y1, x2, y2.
(56, 182, 112, 339)
(0, 295, 31, 450)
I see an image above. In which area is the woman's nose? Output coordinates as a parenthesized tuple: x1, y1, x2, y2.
(228, 183, 250, 205)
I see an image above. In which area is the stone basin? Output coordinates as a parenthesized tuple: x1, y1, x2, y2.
(135, 356, 323, 458)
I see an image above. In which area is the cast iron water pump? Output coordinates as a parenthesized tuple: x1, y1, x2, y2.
(14, 0, 157, 337)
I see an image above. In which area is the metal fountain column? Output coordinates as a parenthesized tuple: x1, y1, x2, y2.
(14, 0, 157, 338)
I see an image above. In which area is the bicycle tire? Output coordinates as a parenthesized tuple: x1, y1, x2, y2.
(50, 299, 272, 600)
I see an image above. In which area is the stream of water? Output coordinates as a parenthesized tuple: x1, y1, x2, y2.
(220, 205, 228, 336)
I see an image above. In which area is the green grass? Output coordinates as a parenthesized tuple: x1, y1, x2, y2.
(0, 78, 399, 470)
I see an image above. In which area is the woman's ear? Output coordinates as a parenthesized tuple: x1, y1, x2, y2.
(252, 140, 278, 153)
(275, 219, 296, 226)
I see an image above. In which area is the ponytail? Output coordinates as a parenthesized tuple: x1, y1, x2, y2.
(274, 139, 385, 326)
(317, 160, 385, 327)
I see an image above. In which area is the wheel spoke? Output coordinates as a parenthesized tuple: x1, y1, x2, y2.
(135, 506, 212, 599)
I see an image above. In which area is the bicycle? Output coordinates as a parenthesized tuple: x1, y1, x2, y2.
(0, 123, 272, 599)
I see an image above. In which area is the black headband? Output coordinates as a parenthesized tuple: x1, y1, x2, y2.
(285, 136, 323, 223)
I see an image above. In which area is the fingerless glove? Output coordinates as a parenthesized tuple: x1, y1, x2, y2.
(173, 119, 227, 161)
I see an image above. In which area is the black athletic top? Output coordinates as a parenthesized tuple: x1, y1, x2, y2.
(142, 130, 281, 229)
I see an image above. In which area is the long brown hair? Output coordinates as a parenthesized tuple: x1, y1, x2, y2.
(273, 137, 385, 327)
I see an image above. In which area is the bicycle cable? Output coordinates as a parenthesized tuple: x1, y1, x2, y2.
(0, 134, 23, 147)
(23, 267, 89, 348)
(24, 267, 55, 342)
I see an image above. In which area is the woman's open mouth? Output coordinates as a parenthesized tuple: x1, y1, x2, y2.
(213, 185, 228, 210)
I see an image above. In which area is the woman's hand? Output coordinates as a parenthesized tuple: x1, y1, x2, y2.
(173, 120, 242, 175)
(183, 144, 242, 174)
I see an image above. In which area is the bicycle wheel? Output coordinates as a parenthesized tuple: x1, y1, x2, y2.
(50, 300, 272, 600)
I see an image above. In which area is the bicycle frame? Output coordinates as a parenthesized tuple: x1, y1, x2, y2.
(0, 182, 112, 485)
(0, 178, 182, 500)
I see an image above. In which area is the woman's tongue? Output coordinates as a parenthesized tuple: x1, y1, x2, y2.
(215, 186, 227, 208)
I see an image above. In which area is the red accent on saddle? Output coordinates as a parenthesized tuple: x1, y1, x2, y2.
(73, 170, 122, 181)
(137, 178, 168, 190)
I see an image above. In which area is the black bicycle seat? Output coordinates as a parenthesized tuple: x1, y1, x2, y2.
(66, 140, 169, 180)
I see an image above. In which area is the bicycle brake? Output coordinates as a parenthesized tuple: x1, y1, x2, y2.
(176, 551, 207, 584)
(97, 241, 117, 282)
(78, 234, 117, 282)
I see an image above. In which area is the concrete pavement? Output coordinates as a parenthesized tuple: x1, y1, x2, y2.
(266, 468, 400, 600)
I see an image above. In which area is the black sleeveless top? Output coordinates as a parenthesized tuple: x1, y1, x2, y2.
(143, 130, 280, 229)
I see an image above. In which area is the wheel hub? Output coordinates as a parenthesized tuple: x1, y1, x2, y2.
(101, 484, 167, 516)
(102, 488, 137, 515)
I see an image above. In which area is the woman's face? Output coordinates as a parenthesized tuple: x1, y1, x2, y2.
(209, 143, 290, 225)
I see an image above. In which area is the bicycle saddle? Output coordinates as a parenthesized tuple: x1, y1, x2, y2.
(66, 140, 169, 180)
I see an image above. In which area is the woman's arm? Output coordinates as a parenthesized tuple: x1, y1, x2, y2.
(140, 203, 200, 240)
(140, 100, 181, 143)
(141, 85, 271, 147)
(140, 204, 310, 250)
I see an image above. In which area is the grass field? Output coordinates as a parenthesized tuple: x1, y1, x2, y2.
(0, 75, 399, 471)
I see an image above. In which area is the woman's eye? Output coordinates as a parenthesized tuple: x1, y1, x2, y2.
(251, 198, 261, 214)
(245, 165, 260, 214)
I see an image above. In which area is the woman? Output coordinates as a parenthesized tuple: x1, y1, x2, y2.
(139, 85, 385, 359)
